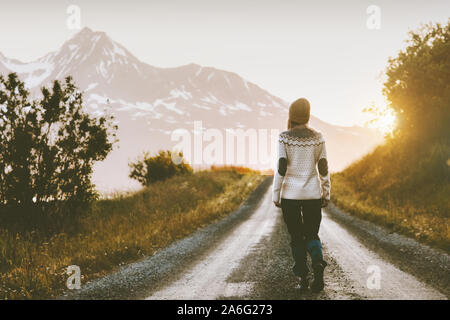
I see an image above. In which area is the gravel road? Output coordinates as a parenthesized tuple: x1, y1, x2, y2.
(62, 178, 448, 300)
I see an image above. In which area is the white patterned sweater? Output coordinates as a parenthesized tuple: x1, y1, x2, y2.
(272, 125, 331, 203)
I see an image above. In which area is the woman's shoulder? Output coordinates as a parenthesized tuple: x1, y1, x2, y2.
(279, 126, 324, 143)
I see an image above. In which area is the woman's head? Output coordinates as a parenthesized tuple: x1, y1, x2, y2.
(288, 97, 310, 129)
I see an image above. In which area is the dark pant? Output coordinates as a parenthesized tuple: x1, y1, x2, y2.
(281, 198, 324, 277)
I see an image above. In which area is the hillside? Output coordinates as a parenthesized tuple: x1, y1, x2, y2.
(332, 138, 449, 251)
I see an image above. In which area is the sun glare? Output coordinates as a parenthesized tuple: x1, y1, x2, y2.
(376, 108, 397, 135)
(364, 104, 397, 135)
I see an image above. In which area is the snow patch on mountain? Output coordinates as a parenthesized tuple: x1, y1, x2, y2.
(89, 93, 109, 104)
(85, 82, 99, 91)
(112, 41, 126, 57)
(170, 87, 192, 100)
(195, 66, 203, 76)
(1, 60, 54, 88)
(224, 74, 231, 87)
(234, 102, 252, 112)
(154, 99, 184, 115)
(192, 103, 211, 110)
(243, 79, 250, 90)
(200, 96, 217, 104)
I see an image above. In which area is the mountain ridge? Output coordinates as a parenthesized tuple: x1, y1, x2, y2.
(0, 27, 383, 192)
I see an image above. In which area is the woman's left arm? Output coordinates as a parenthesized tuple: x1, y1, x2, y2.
(317, 139, 331, 206)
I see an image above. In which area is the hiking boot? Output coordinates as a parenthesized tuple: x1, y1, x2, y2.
(296, 275, 309, 291)
(311, 261, 327, 293)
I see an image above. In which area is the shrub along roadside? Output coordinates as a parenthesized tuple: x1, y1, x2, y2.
(0, 168, 264, 299)
(129, 150, 193, 186)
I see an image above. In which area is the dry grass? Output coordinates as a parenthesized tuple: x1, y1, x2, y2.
(0, 168, 264, 299)
(331, 139, 449, 252)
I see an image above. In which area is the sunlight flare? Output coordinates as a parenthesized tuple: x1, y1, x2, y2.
(364, 104, 397, 135)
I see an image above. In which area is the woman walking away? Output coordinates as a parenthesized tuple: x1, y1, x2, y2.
(272, 97, 331, 293)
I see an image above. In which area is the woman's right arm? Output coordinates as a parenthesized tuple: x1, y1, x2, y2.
(272, 136, 287, 206)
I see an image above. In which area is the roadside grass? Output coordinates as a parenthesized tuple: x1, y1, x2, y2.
(0, 168, 265, 299)
(331, 139, 450, 252)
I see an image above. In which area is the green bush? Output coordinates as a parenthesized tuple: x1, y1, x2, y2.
(383, 20, 450, 141)
(0, 73, 117, 225)
(129, 150, 193, 186)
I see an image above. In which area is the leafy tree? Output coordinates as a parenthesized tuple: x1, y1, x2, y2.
(383, 20, 450, 141)
(0, 73, 117, 213)
(129, 150, 192, 186)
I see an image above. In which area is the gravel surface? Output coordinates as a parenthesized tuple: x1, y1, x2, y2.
(60, 178, 449, 300)
(320, 211, 445, 299)
(223, 205, 445, 300)
(224, 213, 362, 300)
(147, 187, 279, 299)
(60, 177, 272, 299)
(325, 203, 449, 298)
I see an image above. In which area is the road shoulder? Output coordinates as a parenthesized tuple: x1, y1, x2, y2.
(325, 203, 449, 298)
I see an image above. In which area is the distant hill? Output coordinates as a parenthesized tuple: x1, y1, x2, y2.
(0, 27, 383, 192)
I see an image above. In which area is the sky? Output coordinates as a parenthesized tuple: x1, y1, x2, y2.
(0, 0, 448, 126)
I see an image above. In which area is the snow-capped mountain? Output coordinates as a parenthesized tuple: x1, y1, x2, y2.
(0, 27, 383, 192)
